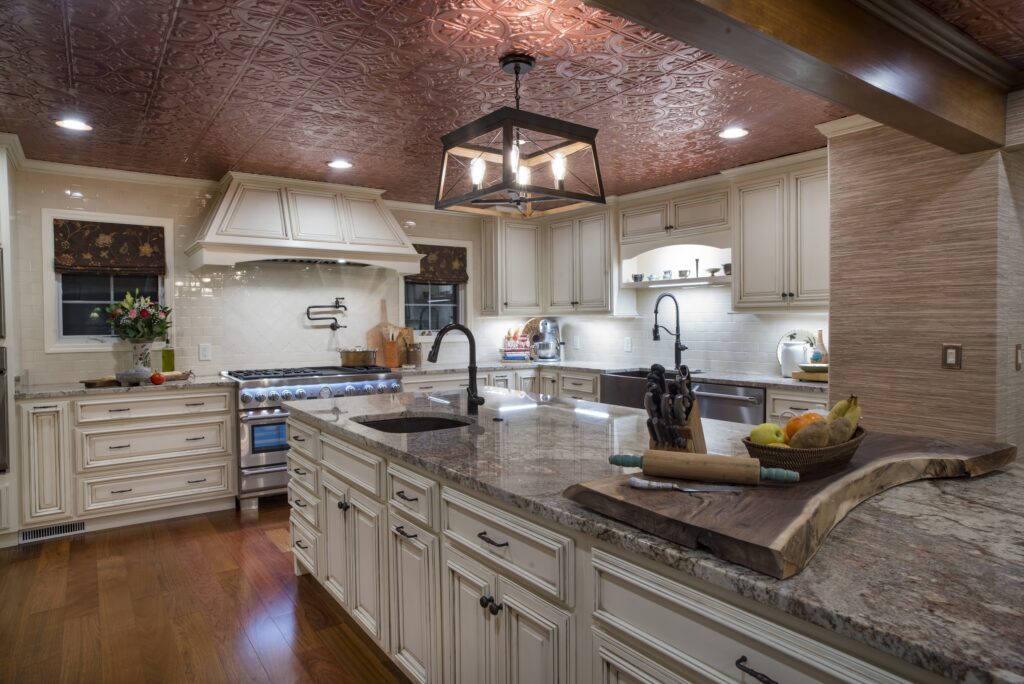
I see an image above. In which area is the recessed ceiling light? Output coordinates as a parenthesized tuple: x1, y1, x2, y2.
(55, 118, 92, 131)
(327, 159, 352, 169)
(718, 127, 749, 139)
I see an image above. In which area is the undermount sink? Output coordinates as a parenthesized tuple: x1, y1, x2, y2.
(355, 415, 472, 434)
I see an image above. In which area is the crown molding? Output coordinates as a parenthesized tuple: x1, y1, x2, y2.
(815, 116, 883, 139)
(385, 199, 485, 218)
(0, 132, 27, 168)
(718, 147, 827, 178)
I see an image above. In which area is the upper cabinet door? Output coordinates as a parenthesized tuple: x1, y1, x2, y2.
(575, 214, 610, 312)
(619, 203, 669, 244)
(671, 190, 729, 239)
(344, 196, 409, 247)
(287, 189, 345, 243)
(221, 184, 289, 239)
(502, 222, 543, 314)
(733, 176, 787, 309)
(546, 219, 575, 312)
(480, 219, 499, 316)
(789, 169, 830, 306)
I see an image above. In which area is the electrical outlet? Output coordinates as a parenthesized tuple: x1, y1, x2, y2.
(623, 336, 633, 352)
(1016, 343, 1022, 371)
(198, 343, 213, 362)
(941, 343, 962, 370)
(573, 335, 581, 350)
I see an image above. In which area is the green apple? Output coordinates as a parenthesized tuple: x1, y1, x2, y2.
(750, 423, 786, 446)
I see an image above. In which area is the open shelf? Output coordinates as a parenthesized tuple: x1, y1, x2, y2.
(621, 275, 732, 290)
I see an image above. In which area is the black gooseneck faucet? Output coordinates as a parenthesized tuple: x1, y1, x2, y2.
(427, 323, 485, 415)
(653, 293, 688, 371)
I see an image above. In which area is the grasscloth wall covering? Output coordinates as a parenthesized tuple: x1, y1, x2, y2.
(828, 126, 1014, 441)
(997, 151, 1024, 447)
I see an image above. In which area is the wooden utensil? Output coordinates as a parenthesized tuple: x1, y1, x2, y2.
(610, 451, 798, 485)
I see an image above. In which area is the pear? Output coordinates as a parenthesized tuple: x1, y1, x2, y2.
(789, 421, 830, 449)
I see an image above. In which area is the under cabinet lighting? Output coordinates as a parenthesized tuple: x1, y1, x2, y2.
(718, 127, 749, 139)
(327, 159, 353, 169)
(55, 118, 92, 131)
(649, 281, 709, 288)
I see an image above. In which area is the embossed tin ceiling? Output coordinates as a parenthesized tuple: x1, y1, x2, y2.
(0, 0, 848, 202)
(917, 0, 1024, 69)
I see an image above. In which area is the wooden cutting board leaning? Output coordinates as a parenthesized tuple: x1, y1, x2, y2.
(365, 299, 414, 368)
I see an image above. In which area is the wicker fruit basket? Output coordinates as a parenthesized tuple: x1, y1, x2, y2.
(741, 427, 867, 478)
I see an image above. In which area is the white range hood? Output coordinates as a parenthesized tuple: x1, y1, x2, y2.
(186, 172, 422, 274)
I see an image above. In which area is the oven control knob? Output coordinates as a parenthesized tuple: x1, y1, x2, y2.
(281, 390, 294, 401)
(294, 388, 307, 400)
(344, 385, 358, 396)
(362, 385, 375, 395)
(268, 391, 280, 402)
(240, 392, 253, 404)
(376, 383, 389, 394)
(254, 392, 267, 403)
(388, 383, 402, 393)
(318, 385, 333, 399)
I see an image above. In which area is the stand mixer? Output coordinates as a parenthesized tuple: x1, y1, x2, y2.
(531, 318, 563, 362)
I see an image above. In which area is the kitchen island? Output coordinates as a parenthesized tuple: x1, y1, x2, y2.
(284, 387, 1021, 684)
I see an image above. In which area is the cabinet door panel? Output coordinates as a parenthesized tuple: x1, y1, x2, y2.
(515, 372, 537, 394)
(321, 476, 352, 608)
(389, 514, 439, 684)
(488, 372, 513, 389)
(620, 203, 668, 244)
(502, 222, 542, 313)
(790, 169, 829, 306)
(288, 189, 344, 242)
(496, 577, 571, 684)
(345, 196, 407, 247)
(442, 546, 497, 684)
(575, 214, 609, 311)
(734, 177, 786, 308)
(547, 220, 575, 311)
(349, 490, 387, 646)
(21, 402, 72, 523)
(480, 219, 499, 315)
(539, 373, 558, 397)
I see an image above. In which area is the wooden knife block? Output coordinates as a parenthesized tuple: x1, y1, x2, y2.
(649, 399, 707, 454)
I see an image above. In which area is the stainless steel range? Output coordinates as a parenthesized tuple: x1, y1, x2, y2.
(222, 365, 402, 509)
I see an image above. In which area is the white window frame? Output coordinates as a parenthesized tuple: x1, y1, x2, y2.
(398, 236, 475, 344)
(42, 208, 174, 354)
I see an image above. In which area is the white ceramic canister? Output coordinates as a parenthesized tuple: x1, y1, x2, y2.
(780, 339, 808, 377)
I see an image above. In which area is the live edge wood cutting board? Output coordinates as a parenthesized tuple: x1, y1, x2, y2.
(564, 432, 1016, 579)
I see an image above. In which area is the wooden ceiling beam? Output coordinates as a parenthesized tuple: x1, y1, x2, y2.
(586, 0, 1010, 152)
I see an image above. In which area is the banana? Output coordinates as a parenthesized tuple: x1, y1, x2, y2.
(826, 395, 854, 422)
(844, 397, 862, 431)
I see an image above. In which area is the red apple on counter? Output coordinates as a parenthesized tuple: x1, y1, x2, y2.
(150, 372, 166, 385)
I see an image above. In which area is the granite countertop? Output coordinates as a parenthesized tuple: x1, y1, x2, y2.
(286, 389, 1021, 683)
(403, 362, 827, 392)
(14, 375, 236, 400)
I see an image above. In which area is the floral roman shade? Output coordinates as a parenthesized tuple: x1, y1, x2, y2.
(53, 218, 167, 275)
(406, 243, 468, 285)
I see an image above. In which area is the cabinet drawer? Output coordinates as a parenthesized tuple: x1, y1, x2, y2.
(559, 373, 598, 400)
(287, 452, 319, 496)
(80, 460, 231, 514)
(287, 420, 318, 459)
(290, 514, 320, 576)
(76, 391, 230, 424)
(591, 549, 903, 684)
(404, 375, 470, 393)
(767, 393, 827, 421)
(288, 481, 320, 530)
(321, 434, 383, 498)
(441, 487, 573, 604)
(77, 416, 230, 471)
(387, 463, 438, 531)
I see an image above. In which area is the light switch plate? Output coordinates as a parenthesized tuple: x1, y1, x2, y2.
(198, 343, 213, 362)
(941, 343, 962, 370)
(623, 336, 632, 352)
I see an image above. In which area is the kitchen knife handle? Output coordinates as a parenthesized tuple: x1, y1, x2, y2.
(627, 477, 672, 490)
(609, 454, 643, 468)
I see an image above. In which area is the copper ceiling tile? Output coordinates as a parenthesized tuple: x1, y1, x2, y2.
(918, 0, 1024, 68)
(0, 0, 849, 202)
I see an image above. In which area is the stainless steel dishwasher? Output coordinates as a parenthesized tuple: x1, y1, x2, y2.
(692, 382, 765, 425)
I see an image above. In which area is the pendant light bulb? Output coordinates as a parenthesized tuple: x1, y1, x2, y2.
(470, 157, 486, 189)
(517, 165, 531, 186)
(551, 152, 566, 189)
(509, 140, 520, 173)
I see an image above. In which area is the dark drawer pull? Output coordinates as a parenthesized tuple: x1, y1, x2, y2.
(294, 540, 309, 551)
(735, 657, 778, 684)
(108, 408, 130, 413)
(187, 478, 207, 484)
(395, 525, 417, 539)
(292, 468, 307, 476)
(477, 531, 509, 548)
(184, 402, 205, 407)
(395, 490, 419, 503)
(293, 499, 307, 508)
(418, 385, 434, 390)
(108, 444, 131, 450)
(570, 381, 584, 387)
(292, 435, 306, 442)
(185, 436, 206, 442)
(110, 488, 133, 494)
(36, 405, 58, 409)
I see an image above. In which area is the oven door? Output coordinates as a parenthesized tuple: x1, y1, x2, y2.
(239, 411, 291, 470)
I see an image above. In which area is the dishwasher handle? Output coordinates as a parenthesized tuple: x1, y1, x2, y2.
(694, 390, 762, 405)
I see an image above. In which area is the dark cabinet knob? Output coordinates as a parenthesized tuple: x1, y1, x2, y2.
(479, 595, 494, 609)
(788, 292, 795, 298)
(781, 292, 787, 299)
(337, 500, 350, 512)
(488, 601, 504, 615)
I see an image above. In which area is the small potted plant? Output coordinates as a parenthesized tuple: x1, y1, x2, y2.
(104, 290, 172, 385)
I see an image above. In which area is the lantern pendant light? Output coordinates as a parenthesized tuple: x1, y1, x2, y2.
(435, 53, 605, 218)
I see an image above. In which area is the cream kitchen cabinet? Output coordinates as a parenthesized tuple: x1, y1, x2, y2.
(539, 371, 559, 397)
(546, 213, 610, 314)
(348, 487, 389, 647)
(619, 203, 669, 244)
(515, 369, 538, 393)
(19, 401, 72, 524)
(404, 374, 470, 394)
(502, 221, 544, 315)
(732, 163, 828, 310)
(619, 190, 729, 249)
(487, 371, 514, 389)
(388, 511, 441, 684)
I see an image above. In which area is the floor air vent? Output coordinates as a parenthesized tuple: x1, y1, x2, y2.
(21, 521, 86, 544)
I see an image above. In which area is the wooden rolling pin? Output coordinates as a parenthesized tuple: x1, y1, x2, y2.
(609, 450, 799, 485)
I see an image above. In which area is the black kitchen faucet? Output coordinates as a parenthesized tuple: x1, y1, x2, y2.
(653, 292, 688, 371)
(427, 323, 485, 415)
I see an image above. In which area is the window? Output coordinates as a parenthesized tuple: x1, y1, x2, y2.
(404, 281, 462, 332)
(59, 273, 162, 338)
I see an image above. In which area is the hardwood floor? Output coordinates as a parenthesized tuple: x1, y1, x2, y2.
(0, 498, 410, 684)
